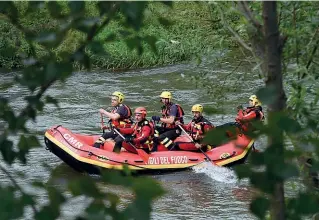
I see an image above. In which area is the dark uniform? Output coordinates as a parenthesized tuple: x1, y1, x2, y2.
(152, 103, 184, 151)
(93, 104, 132, 148)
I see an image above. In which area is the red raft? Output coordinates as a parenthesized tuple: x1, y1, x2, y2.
(44, 125, 255, 174)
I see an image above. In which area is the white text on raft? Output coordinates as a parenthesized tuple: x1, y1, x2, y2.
(63, 133, 83, 149)
(148, 156, 188, 165)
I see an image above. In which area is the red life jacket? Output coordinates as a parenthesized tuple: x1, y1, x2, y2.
(161, 103, 185, 128)
(132, 119, 154, 149)
(132, 120, 154, 137)
(237, 106, 264, 132)
(189, 117, 214, 141)
(110, 104, 133, 128)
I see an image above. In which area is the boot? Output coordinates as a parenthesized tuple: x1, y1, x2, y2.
(93, 137, 106, 149)
(93, 143, 101, 148)
(168, 143, 179, 151)
(150, 142, 158, 152)
(113, 142, 122, 153)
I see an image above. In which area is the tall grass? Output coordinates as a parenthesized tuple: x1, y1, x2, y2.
(0, 2, 232, 71)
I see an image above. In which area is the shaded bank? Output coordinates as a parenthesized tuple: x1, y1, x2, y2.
(0, 2, 237, 71)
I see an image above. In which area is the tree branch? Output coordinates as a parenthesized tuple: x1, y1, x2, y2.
(298, 28, 319, 79)
(215, 3, 252, 52)
(19, 3, 121, 119)
(303, 38, 319, 77)
(278, 3, 282, 28)
(306, 29, 319, 70)
(238, 1, 263, 32)
(219, 60, 243, 88)
(293, 3, 299, 65)
(0, 164, 38, 215)
(306, 28, 319, 50)
(72, 3, 119, 57)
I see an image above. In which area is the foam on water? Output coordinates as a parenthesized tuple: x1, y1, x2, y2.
(192, 162, 238, 184)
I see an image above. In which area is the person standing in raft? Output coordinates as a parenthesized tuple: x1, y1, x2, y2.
(93, 91, 133, 149)
(175, 104, 215, 151)
(216, 94, 265, 136)
(151, 91, 185, 152)
(113, 107, 154, 153)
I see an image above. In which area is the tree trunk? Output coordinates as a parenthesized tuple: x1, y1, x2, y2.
(263, 2, 287, 220)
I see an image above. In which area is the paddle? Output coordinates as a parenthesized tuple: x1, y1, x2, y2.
(100, 113, 106, 133)
(113, 128, 150, 163)
(178, 125, 214, 164)
(100, 113, 113, 133)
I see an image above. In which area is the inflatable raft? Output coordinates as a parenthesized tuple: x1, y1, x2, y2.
(44, 125, 255, 174)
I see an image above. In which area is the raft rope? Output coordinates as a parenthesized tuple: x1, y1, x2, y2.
(51, 127, 202, 170)
(48, 126, 240, 170)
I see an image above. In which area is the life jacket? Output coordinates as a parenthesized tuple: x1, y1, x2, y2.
(239, 106, 264, 132)
(109, 104, 133, 128)
(189, 117, 213, 141)
(132, 119, 155, 149)
(161, 103, 185, 129)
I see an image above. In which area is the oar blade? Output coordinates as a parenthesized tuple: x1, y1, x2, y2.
(113, 128, 150, 163)
(136, 149, 149, 163)
(178, 124, 215, 165)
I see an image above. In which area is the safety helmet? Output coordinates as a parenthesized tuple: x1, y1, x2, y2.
(160, 91, 172, 100)
(249, 95, 261, 106)
(134, 107, 147, 118)
(191, 104, 203, 113)
(112, 91, 125, 103)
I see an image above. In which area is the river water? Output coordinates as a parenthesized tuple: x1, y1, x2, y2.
(0, 58, 267, 219)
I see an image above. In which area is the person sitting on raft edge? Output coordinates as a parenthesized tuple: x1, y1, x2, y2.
(93, 91, 133, 149)
(175, 104, 215, 151)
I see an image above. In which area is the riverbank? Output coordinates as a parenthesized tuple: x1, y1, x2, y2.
(0, 2, 238, 71)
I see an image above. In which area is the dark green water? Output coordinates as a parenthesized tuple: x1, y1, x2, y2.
(1, 59, 267, 219)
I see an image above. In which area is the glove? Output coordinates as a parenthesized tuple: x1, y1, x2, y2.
(152, 116, 161, 122)
(195, 143, 202, 149)
(99, 108, 107, 115)
(112, 127, 119, 133)
(237, 105, 243, 111)
(101, 125, 108, 130)
(125, 136, 134, 143)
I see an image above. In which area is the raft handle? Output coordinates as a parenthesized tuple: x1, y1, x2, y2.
(134, 160, 144, 163)
(44, 138, 49, 149)
(53, 125, 62, 130)
(189, 158, 199, 162)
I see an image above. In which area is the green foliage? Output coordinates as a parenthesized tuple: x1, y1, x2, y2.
(277, 2, 319, 199)
(0, 186, 28, 219)
(0, 2, 167, 219)
(197, 1, 319, 219)
(1, 1, 222, 71)
(250, 196, 270, 219)
(17, 135, 41, 164)
(1, 1, 318, 220)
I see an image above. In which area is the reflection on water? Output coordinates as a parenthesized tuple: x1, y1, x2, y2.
(151, 169, 255, 220)
(0, 61, 264, 219)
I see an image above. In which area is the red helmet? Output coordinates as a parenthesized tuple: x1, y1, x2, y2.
(134, 107, 147, 118)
